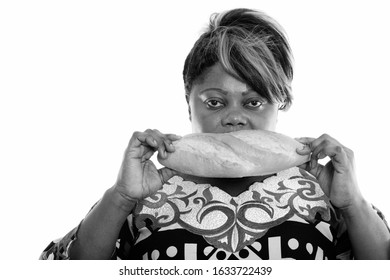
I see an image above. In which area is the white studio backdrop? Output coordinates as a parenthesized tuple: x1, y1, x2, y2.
(1, 0, 389, 260)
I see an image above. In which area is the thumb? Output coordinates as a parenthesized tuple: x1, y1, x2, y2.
(295, 137, 315, 144)
(158, 167, 179, 184)
(300, 161, 324, 182)
(294, 137, 314, 154)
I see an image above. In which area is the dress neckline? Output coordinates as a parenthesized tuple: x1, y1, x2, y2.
(174, 171, 277, 197)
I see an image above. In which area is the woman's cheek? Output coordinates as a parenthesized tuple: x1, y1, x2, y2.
(190, 109, 218, 133)
(201, 114, 220, 133)
(255, 106, 279, 130)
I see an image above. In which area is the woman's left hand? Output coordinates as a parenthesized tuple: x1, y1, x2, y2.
(296, 134, 363, 210)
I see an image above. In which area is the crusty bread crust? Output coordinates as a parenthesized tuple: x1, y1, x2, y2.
(158, 130, 310, 178)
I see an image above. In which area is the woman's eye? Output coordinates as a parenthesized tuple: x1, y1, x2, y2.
(245, 100, 263, 108)
(205, 99, 224, 109)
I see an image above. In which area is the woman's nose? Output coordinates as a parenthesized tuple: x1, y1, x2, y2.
(221, 111, 248, 127)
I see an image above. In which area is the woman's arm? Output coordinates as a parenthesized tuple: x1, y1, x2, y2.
(297, 134, 390, 259)
(69, 186, 136, 259)
(339, 198, 390, 259)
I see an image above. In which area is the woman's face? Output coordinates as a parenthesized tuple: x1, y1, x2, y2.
(188, 63, 280, 133)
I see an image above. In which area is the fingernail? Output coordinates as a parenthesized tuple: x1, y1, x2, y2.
(299, 144, 309, 151)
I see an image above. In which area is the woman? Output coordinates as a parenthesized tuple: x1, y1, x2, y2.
(40, 8, 390, 260)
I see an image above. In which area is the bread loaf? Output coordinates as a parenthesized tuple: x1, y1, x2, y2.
(158, 130, 310, 178)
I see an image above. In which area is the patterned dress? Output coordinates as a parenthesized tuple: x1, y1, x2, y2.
(39, 167, 388, 260)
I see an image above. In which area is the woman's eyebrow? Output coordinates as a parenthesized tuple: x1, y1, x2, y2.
(200, 88, 254, 95)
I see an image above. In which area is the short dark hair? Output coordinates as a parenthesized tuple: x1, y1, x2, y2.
(183, 8, 293, 110)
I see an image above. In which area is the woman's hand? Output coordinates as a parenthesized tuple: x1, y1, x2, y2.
(296, 134, 363, 210)
(114, 129, 181, 203)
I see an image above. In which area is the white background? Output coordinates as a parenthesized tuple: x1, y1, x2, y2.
(1, 0, 389, 261)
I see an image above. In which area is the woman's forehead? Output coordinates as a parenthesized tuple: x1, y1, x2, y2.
(193, 63, 251, 92)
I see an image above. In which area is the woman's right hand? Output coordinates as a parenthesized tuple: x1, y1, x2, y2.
(114, 129, 181, 204)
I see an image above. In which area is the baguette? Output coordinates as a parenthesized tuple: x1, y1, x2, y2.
(158, 130, 310, 178)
